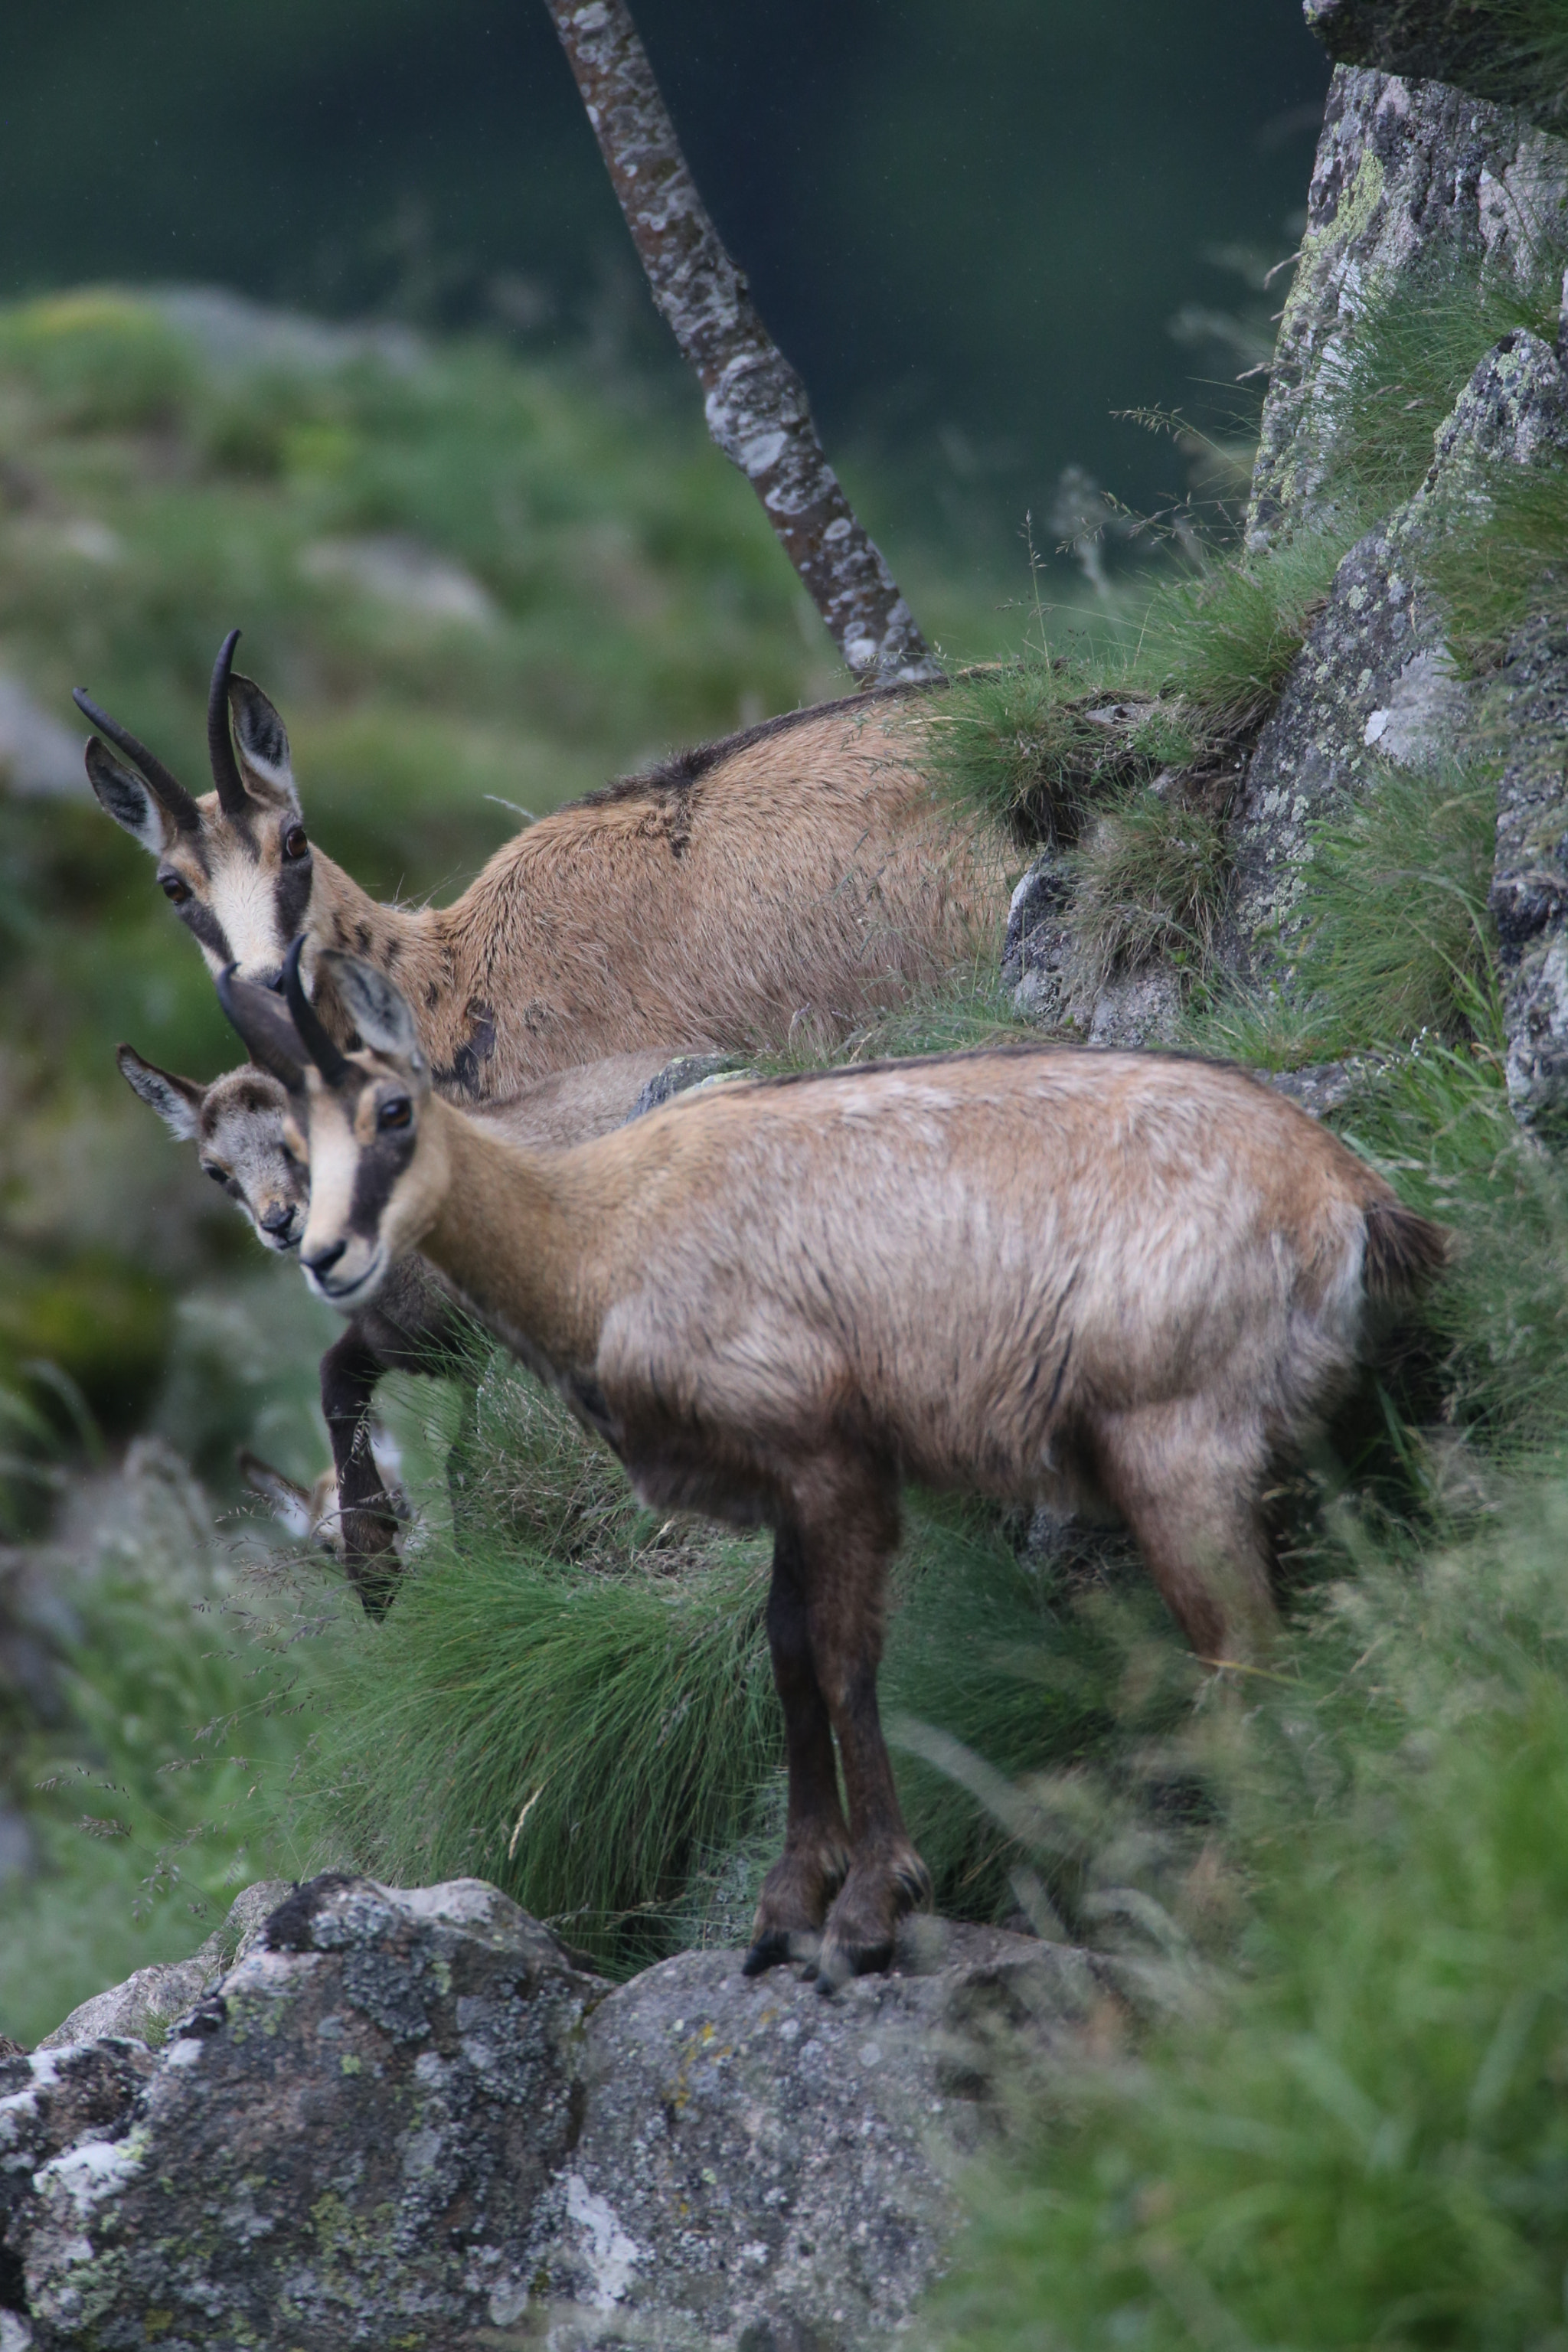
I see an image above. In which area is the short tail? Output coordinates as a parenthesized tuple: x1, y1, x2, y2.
(1363, 1196, 1454, 1303)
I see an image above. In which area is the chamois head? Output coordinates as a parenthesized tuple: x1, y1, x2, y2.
(116, 1045, 308, 1250)
(77, 631, 313, 990)
(219, 942, 444, 1312)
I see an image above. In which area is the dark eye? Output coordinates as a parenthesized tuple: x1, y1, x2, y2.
(201, 1163, 229, 1185)
(377, 1096, 412, 1132)
(159, 873, 191, 904)
(282, 823, 309, 861)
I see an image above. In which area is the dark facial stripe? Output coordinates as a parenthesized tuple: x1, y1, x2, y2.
(181, 897, 233, 965)
(348, 1116, 414, 1240)
(273, 851, 314, 949)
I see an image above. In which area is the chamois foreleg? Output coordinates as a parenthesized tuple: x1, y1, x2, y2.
(743, 1525, 853, 1978)
(1090, 1400, 1277, 1664)
(319, 1325, 401, 1615)
(798, 1469, 932, 1994)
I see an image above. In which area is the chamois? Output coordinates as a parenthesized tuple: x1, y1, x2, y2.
(77, 633, 1005, 1102)
(220, 944, 1449, 1991)
(118, 1040, 683, 1604)
(238, 1441, 409, 1560)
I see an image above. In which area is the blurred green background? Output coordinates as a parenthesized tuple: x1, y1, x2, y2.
(1, 2, 1328, 562)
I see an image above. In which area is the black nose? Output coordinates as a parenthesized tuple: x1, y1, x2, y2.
(304, 1240, 346, 1280)
(259, 1203, 294, 1233)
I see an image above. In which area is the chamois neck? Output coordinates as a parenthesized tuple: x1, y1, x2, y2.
(417, 1104, 602, 1374)
(306, 851, 448, 1046)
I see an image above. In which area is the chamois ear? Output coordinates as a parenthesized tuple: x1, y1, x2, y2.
(237, 1449, 317, 1541)
(227, 671, 299, 808)
(116, 1045, 206, 1141)
(85, 739, 175, 854)
(318, 950, 424, 1069)
(217, 966, 308, 1092)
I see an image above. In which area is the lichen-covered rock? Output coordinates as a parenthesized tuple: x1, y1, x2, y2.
(1248, 65, 1568, 549)
(1001, 850, 1181, 1047)
(0, 2038, 154, 2323)
(1230, 328, 1568, 969)
(1482, 612, 1568, 1120)
(15, 1873, 604, 2351)
(523, 1919, 1110, 2352)
(34, 1880, 293, 2053)
(4, 1883, 1109, 2352)
(1305, 0, 1568, 133)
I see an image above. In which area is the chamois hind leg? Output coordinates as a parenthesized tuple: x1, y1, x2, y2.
(1089, 1401, 1278, 1664)
(796, 1472, 932, 1994)
(743, 1525, 854, 1978)
(319, 1327, 400, 1615)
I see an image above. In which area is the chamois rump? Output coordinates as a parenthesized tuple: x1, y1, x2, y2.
(116, 1040, 684, 1604)
(220, 944, 1449, 1991)
(77, 633, 1004, 1102)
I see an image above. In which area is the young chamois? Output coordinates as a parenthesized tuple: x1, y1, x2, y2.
(77, 633, 1004, 1101)
(220, 942, 1450, 1991)
(117, 1040, 681, 1606)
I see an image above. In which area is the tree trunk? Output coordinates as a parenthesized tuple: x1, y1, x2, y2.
(541, 0, 941, 685)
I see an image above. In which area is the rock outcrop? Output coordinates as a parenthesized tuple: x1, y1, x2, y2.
(1231, 328, 1568, 975)
(1305, 0, 1568, 133)
(1, 1875, 1109, 2352)
(1247, 62, 1568, 549)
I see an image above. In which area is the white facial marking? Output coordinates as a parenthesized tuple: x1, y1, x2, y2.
(205, 857, 288, 982)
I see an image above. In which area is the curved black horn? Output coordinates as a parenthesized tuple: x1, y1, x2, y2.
(206, 628, 250, 820)
(71, 689, 203, 835)
(284, 937, 351, 1086)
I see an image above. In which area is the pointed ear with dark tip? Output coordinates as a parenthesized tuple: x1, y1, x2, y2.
(216, 967, 308, 1092)
(116, 1044, 207, 1141)
(318, 950, 424, 1068)
(86, 739, 175, 855)
(237, 1449, 315, 1540)
(227, 672, 299, 808)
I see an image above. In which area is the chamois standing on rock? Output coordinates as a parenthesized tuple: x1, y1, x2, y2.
(116, 1040, 684, 1604)
(220, 943, 1450, 1991)
(77, 633, 1003, 1099)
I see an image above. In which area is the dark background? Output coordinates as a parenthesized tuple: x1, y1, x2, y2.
(1, 0, 1328, 564)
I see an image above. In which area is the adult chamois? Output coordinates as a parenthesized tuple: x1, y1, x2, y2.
(220, 943, 1449, 1991)
(77, 633, 1004, 1099)
(116, 1041, 684, 1603)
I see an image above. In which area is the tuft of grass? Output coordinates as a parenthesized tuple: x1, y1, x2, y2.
(1427, 456, 1568, 664)
(1124, 531, 1345, 726)
(921, 661, 1165, 841)
(1289, 757, 1498, 1054)
(1337, 1031, 1568, 1456)
(1068, 790, 1231, 986)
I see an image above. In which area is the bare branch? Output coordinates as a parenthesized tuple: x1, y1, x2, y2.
(542, 0, 941, 684)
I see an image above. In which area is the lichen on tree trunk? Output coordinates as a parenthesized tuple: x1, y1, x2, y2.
(542, 0, 941, 685)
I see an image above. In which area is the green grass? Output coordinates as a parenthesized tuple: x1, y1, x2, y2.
(932, 1466, 1568, 2352)
(1068, 790, 1231, 988)
(1429, 456, 1568, 664)
(1288, 757, 1498, 1054)
(0, 1478, 348, 2047)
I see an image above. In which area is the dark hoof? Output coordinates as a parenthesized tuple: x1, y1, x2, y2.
(814, 1937, 893, 1995)
(743, 1927, 822, 1978)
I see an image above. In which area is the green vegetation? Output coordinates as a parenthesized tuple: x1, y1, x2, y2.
(934, 1468, 1568, 2352)
(0, 1458, 346, 2048)
(1068, 790, 1231, 988)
